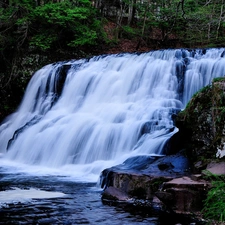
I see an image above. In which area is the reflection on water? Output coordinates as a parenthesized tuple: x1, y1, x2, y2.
(0, 168, 158, 225)
(0, 168, 204, 225)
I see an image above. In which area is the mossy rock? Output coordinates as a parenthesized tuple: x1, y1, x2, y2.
(176, 78, 225, 167)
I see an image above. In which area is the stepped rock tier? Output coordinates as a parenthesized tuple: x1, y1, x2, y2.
(0, 49, 225, 204)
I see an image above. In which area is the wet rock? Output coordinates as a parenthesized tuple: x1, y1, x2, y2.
(100, 151, 191, 190)
(101, 170, 171, 200)
(190, 174, 202, 181)
(205, 161, 225, 175)
(100, 151, 192, 204)
(102, 186, 130, 201)
(158, 162, 174, 171)
(155, 176, 209, 214)
(100, 150, 211, 217)
(176, 78, 225, 169)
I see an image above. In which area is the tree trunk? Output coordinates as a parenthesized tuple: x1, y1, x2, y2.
(216, 0, 224, 39)
(128, 0, 135, 25)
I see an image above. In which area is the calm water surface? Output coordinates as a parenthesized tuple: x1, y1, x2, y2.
(0, 166, 163, 225)
(0, 166, 205, 225)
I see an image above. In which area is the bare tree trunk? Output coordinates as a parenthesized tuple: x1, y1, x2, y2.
(207, 16, 212, 41)
(216, 0, 224, 39)
(115, 3, 125, 39)
(93, 0, 101, 8)
(127, 0, 134, 25)
(141, 0, 150, 36)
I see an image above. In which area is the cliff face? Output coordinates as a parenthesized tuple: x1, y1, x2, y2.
(176, 77, 225, 170)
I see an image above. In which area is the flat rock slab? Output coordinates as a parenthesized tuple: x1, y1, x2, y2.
(206, 162, 225, 175)
(165, 176, 208, 188)
(156, 176, 210, 213)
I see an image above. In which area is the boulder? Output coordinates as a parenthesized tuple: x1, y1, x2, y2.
(102, 186, 130, 201)
(175, 78, 225, 169)
(100, 151, 212, 216)
(205, 161, 225, 175)
(100, 151, 197, 209)
(100, 151, 191, 191)
(101, 171, 172, 200)
(155, 176, 209, 214)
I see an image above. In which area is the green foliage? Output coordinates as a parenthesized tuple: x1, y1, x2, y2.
(68, 30, 97, 47)
(213, 77, 225, 83)
(202, 172, 225, 222)
(121, 26, 137, 38)
(30, 33, 57, 51)
(185, 85, 211, 109)
(1, 0, 225, 53)
(0, 0, 106, 52)
(29, 0, 104, 50)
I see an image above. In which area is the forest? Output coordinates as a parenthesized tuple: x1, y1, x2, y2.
(0, 0, 225, 118)
(1, 0, 225, 52)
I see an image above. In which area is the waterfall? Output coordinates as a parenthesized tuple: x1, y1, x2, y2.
(0, 48, 225, 179)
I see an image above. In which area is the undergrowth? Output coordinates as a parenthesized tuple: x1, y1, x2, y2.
(202, 171, 225, 223)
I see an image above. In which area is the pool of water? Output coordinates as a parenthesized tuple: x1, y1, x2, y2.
(0, 168, 158, 225)
(0, 166, 205, 225)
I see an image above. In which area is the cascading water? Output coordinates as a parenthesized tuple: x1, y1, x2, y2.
(1, 48, 225, 181)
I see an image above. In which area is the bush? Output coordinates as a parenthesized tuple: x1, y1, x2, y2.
(202, 172, 225, 222)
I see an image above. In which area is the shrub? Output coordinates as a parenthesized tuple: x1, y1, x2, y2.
(202, 172, 225, 222)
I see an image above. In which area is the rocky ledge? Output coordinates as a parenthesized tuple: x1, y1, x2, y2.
(100, 151, 210, 217)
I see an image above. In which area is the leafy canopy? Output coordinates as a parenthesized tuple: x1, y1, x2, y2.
(0, 0, 105, 51)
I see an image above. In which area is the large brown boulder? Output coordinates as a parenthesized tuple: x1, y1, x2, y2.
(102, 172, 172, 201)
(100, 151, 210, 215)
(100, 151, 211, 214)
(155, 176, 209, 214)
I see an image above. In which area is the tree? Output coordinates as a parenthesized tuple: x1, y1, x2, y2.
(0, 0, 106, 51)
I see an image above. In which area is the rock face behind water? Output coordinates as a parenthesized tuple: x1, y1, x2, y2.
(100, 78, 225, 217)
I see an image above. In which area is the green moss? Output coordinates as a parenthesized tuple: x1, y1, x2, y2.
(183, 85, 212, 116)
(212, 77, 225, 83)
(176, 79, 225, 163)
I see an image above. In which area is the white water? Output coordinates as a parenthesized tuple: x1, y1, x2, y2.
(0, 48, 225, 181)
(0, 187, 66, 206)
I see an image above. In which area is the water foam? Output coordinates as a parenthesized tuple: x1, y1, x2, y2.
(0, 49, 225, 180)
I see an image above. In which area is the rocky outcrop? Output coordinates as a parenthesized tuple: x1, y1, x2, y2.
(100, 151, 211, 217)
(156, 176, 209, 214)
(205, 161, 225, 175)
(176, 77, 225, 171)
